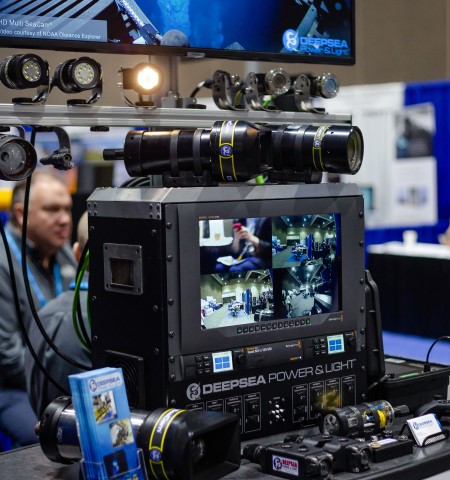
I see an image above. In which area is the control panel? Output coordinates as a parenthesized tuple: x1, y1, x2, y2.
(169, 331, 365, 440)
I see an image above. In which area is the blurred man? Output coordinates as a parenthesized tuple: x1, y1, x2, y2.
(26, 212, 91, 418)
(0, 170, 77, 446)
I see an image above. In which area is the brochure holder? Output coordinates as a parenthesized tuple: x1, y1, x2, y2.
(80, 447, 147, 480)
(69, 367, 147, 480)
(399, 423, 449, 447)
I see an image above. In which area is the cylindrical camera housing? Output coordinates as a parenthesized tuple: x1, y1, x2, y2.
(36, 398, 241, 480)
(122, 120, 269, 183)
(320, 400, 395, 439)
(104, 120, 363, 185)
(269, 124, 363, 176)
(0, 134, 37, 181)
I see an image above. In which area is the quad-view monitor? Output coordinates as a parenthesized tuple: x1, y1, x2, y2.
(200, 213, 341, 331)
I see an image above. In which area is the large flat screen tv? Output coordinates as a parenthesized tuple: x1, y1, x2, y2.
(0, 0, 355, 64)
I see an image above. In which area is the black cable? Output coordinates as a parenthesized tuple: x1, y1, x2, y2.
(75, 240, 91, 348)
(0, 220, 68, 394)
(189, 78, 213, 98)
(423, 335, 450, 372)
(367, 374, 390, 392)
(131, 177, 153, 187)
(20, 174, 90, 371)
(120, 176, 151, 187)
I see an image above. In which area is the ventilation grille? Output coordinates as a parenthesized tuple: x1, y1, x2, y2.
(105, 350, 146, 409)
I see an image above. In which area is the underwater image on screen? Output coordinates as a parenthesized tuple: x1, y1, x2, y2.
(0, 0, 354, 60)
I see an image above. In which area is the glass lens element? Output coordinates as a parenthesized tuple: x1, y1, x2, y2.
(0, 143, 27, 175)
(137, 66, 160, 91)
(21, 59, 41, 83)
(74, 62, 95, 86)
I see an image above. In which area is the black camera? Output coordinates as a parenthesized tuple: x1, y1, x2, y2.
(319, 400, 409, 440)
(104, 120, 363, 187)
(242, 441, 333, 479)
(285, 433, 372, 473)
(36, 397, 241, 480)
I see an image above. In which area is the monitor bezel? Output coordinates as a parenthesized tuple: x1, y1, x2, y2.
(174, 189, 364, 356)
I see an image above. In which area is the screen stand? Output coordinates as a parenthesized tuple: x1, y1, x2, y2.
(149, 56, 205, 109)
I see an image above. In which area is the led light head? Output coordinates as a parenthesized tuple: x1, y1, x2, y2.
(53, 57, 102, 93)
(52, 57, 102, 105)
(137, 66, 160, 92)
(0, 53, 49, 90)
(121, 63, 162, 95)
(119, 63, 163, 108)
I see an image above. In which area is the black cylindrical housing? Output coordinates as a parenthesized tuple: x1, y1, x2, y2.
(309, 73, 340, 99)
(54, 57, 102, 93)
(124, 129, 211, 177)
(320, 400, 395, 439)
(37, 399, 240, 480)
(0, 53, 49, 89)
(136, 407, 240, 480)
(209, 120, 268, 182)
(36, 396, 147, 464)
(269, 124, 363, 175)
(122, 121, 268, 183)
(106, 121, 363, 184)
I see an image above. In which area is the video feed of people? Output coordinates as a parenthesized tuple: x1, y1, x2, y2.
(200, 214, 341, 330)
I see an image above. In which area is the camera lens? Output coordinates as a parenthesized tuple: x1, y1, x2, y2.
(360, 449, 371, 466)
(265, 68, 291, 97)
(318, 459, 332, 478)
(270, 124, 363, 175)
(0, 135, 37, 181)
(347, 128, 363, 172)
(1, 142, 26, 167)
(310, 73, 340, 99)
(191, 438, 206, 464)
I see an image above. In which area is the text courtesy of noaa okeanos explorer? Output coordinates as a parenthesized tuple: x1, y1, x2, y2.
(0, 14, 107, 42)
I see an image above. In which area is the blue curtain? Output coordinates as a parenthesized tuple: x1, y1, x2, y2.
(404, 79, 450, 222)
(364, 79, 450, 263)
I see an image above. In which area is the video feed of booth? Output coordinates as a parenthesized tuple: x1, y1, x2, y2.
(200, 214, 341, 330)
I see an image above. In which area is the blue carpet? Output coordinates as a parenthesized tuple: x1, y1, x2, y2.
(383, 331, 450, 365)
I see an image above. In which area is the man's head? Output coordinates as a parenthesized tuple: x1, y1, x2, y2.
(73, 211, 88, 263)
(11, 169, 73, 258)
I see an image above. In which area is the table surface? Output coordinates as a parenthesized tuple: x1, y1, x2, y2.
(2, 429, 450, 480)
(367, 244, 450, 338)
(367, 242, 450, 259)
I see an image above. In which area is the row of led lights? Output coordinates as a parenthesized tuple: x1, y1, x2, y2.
(0, 54, 161, 182)
(0, 53, 161, 105)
